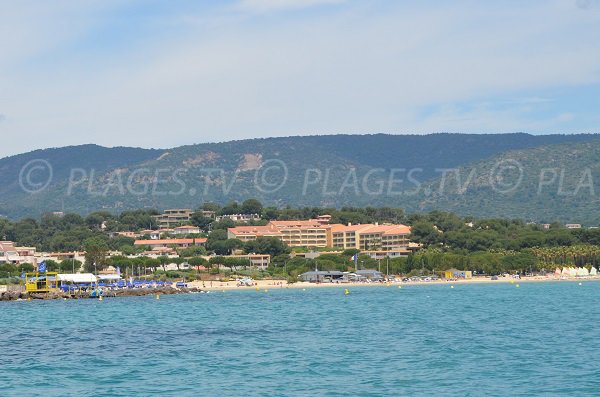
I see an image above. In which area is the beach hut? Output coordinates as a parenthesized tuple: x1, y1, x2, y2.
(25, 272, 59, 293)
(299, 271, 344, 283)
(355, 269, 385, 281)
(443, 269, 473, 279)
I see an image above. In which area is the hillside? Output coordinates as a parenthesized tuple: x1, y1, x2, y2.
(0, 133, 598, 219)
(403, 139, 600, 224)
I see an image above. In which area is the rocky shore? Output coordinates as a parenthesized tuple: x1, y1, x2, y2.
(0, 286, 202, 301)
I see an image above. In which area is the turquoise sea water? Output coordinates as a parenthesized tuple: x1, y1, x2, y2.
(1, 282, 600, 396)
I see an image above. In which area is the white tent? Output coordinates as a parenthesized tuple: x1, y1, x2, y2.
(58, 273, 97, 283)
(98, 274, 121, 281)
(581, 267, 589, 276)
(569, 267, 578, 277)
(591, 267, 598, 276)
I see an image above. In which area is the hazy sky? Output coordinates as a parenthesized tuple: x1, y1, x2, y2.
(1, 0, 599, 157)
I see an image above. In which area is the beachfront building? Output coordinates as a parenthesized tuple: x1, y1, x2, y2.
(232, 254, 270, 269)
(223, 254, 271, 269)
(299, 270, 345, 283)
(152, 209, 193, 228)
(443, 269, 473, 279)
(134, 238, 207, 251)
(355, 269, 385, 281)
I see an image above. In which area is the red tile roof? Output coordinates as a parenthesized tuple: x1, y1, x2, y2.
(134, 238, 207, 245)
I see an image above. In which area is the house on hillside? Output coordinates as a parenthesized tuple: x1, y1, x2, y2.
(173, 225, 201, 235)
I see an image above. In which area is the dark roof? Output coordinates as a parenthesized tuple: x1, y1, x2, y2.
(355, 269, 383, 275)
(300, 271, 344, 276)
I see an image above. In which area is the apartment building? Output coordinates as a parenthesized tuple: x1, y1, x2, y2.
(215, 213, 261, 222)
(270, 220, 329, 248)
(227, 225, 282, 242)
(228, 220, 411, 250)
(172, 225, 201, 235)
(134, 238, 207, 250)
(226, 254, 271, 269)
(227, 221, 329, 248)
(329, 224, 411, 251)
(0, 241, 37, 265)
(152, 209, 193, 228)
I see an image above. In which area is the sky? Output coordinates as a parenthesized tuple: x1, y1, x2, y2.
(0, 0, 599, 157)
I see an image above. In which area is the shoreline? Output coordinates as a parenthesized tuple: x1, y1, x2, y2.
(3, 276, 596, 301)
(189, 275, 600, 291)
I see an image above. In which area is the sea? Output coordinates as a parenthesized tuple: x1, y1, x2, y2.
(1, 281, 599, 396)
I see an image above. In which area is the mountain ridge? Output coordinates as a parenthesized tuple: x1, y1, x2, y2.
(0, 133, 599, 220)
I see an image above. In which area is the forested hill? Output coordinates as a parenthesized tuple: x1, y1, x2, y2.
(0, 133, 599, 220)
(404, 139, 600, 224)
(0, 145, 163, 197)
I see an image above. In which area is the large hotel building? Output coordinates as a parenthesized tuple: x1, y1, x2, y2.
(228, 218, 411, 252)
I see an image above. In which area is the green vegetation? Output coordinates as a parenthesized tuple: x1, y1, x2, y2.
(2, 200, 600, 279)
(413, 139, 600, 223)
(2, 133, 599, 221)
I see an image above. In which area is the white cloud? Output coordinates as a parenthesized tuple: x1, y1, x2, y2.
(0, 1, 599, 157)
(236, 0, 346, 13)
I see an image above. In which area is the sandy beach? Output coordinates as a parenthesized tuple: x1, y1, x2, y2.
(188, 275, 600, 292)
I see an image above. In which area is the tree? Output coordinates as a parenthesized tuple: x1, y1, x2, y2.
(179, 245, 207, 257)
(211, 219, 236, 230)
(85, 212, 112, 230)
(201, 202, 221, 212)
(241, 199, 263, 215)
(144, 258, 161, 273)
(157, 256, 170, 271)
(59, 259, 82, 273)
(219, 201, 240, 215)
(188, 257, 208, 269)
(410, 222, 441, 246)
(244, 237, 290, 257)
(190, 213, 213, 230)
(209, 256, 226, 272)
(83, 237, 109, 273)
(18, 263, 35, 273)
(44, 260, 60, 272)
(209, 240, 243, 255)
